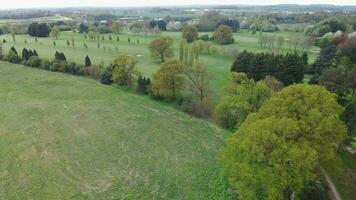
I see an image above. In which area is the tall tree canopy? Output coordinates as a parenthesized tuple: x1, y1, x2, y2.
(182, 25, 198, 43)
(221, 84, 347, 200)
(28, 22, 50, 37)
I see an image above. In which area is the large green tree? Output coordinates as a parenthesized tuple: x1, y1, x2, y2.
(221, 84, 347, 200)
(151, 60, 185, 100)
(112, 55, 138, 86)
(149, 36, 174, 63)
(214, 72, 273, 129)
(182, 25, 198, 43)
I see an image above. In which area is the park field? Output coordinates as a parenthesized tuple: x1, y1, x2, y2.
(0, 61, 232, 199)
(0, 30, 318, 100)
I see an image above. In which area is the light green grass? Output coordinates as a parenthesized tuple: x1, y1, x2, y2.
(0, 30, 318, 101)
(0, 61, 232, 199)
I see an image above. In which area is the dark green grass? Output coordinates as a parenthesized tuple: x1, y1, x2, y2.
(0, 61, 231, 199)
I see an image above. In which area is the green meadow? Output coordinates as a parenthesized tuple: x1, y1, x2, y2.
(0, 30, 317, 100)
(0, 61, 231, 199)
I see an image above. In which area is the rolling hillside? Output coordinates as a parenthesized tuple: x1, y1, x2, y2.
(0, 61, 231, 199)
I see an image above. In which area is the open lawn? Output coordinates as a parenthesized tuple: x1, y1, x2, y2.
(0, 30, 317, 100)
(0, 61, 232, 199)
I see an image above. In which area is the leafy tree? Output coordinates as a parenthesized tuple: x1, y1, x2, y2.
(71, 37, 75, 48)
(182, 25, 198, 43)
(85, 55, 92, 67)
(149, 36, 174, 63)
(151, 60, 185, 100)
(217, 19, 240, 32)
(50, 26, 61, 39)
(5, 48, 21, 63)
(28, 22, 50, 37)
(111, 21, 124, 34)
(220, 84, 347, 200)
(111, 55, 138, 86)
(149, 20, 166, 31)
(183, 60, 213, 117)
(213, 25, 234, 44)
(55, 51, 66, 61)
(79, 23, 89, 33)
(137, 76, 151, 94)
(100, 67, 113, 85)
(214, 72, 273, 129)
(10, 46, 18, 55)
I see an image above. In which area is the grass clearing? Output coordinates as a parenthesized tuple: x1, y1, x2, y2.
(0, 61, 231, 199)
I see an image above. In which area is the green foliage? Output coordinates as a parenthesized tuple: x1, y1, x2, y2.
(25, 56, 41, 67)
(221, 84, 347, 200)
(214, 72, 273, 129)
(28, 22, 50, 37)
(151, 60, 185, 100)
(50, 26, 61, 39)
(213, 25, 234, 45)
(111, 54, 138, 86)
(55, 51, 67, 61)
(182, 25, 198, 43)
(231, 51, 305, 85)
(5, 49, 21, 63)
(85, 55, 91, 67)
(136, 75, 150, 94)
(149, 36, 174, 63)
(100, 67, 113, 85)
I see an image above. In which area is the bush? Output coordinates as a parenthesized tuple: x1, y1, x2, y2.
(25, 56, 41, 67)
(5, 49, 22, 63)
(200, 34, 210, 41)
(83, 66, 102, 79)
(100, 67, 113, 85)
(182, 96, 212, 118)
(299, 180, 328, 200)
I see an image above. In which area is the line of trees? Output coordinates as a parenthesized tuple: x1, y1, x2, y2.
(231, 51, 307, 85)
(28, 22, 50, 37)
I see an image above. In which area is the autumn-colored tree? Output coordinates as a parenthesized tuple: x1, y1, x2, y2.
(220, 84, 347, 200)
(151, 60, 185, 100)
(149, 36, 174, 63)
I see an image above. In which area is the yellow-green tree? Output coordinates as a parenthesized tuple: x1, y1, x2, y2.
(112, 55, 139, 86)
(220, 84, 347, 200)
(50, 26, 61, 39)
(149, 36, 174, 63)
(151, 60, 185, 100)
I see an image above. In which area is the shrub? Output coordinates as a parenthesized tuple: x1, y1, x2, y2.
(100, 67, 113, 85)
(5, 49, 22, 63)
(83, 66, 102, 79)
(26, 56, 41, 67)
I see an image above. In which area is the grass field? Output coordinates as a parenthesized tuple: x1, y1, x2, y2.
(0, 61, 232, 199)
(326, 151, 356, 200)
(0, 30, 317, 101)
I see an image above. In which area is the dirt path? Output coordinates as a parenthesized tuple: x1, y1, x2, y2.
(321, 168, 342, 200)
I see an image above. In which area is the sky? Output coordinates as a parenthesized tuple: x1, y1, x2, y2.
(1, 0, 356, 9)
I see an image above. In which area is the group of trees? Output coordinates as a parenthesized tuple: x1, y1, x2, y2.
(231, 51, 306, 85)
(28, 22, 50, 37)
(214, 73, 277, 130)
(22, 48, 38, 61)
(309, 31, 356, 136)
